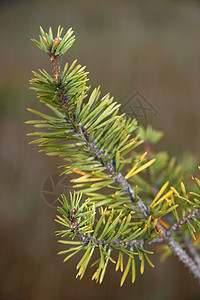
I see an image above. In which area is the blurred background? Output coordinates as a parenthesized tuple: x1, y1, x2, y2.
(0, 0, 200, 299)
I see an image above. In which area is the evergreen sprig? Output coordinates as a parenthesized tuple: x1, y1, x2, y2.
(56, 193, 154, 285)
(27, 26, 200, 285)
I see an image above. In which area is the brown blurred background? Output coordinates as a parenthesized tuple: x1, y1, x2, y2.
(0, 0, 200, 299)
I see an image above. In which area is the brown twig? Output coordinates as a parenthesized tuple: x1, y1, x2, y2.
(50, 54, 60, 81)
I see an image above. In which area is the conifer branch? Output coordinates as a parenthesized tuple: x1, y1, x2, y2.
(28, 26, 200, 285)
(68, 213, 144, 249)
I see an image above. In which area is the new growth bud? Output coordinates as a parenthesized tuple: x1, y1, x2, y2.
(72, 206, 77, 215)
(53, 37, 62, 48)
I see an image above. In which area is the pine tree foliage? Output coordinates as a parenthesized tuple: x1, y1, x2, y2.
(27, 26, 200, 285)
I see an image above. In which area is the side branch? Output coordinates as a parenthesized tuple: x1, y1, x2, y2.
(69, 215, 144, 248)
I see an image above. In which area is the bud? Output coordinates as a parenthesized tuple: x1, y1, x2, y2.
(72, 206, 77, 215)
(52, 37, 62, 48)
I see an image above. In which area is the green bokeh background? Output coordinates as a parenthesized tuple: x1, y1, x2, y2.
(1, 0, 200, 299)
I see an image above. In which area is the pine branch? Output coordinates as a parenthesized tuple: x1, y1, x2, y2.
(28, 26, 200, 285)
(64, 206, 144, 249)
(55, 193, 153, 284)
